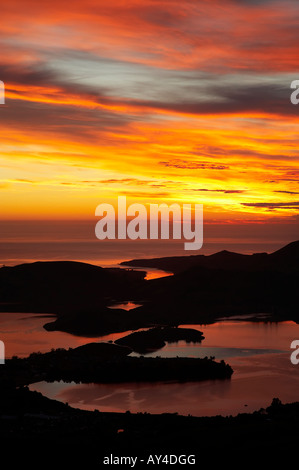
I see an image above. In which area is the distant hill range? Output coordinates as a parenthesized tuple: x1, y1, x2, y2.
(130, 240, 299, 324)
(120, 240, 299, 274)
(0, 241, 298, 334)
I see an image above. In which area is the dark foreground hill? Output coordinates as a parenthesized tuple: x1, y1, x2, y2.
(0, 261, 145, 313)
(0, 385, 299, 465)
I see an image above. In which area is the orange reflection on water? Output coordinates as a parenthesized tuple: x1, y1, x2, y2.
(181, 321, 297, 351)
(29, 352, 299, 417)
(0, 313, 99, 358)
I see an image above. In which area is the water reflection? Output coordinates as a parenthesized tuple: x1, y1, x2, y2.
(131, 345, 283, 359)
(3, 312, 299, 416)
(1, 314, 298, 359)
(29, 352, 299, 417)
(0, 313, 100, 358)
(119, 266, 172, 281)
(108, 301, 142, 311)
(179, 321, 296, 351)
(28, 320, 299, 416)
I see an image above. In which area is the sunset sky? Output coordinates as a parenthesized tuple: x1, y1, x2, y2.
(1, 0, 299, 243)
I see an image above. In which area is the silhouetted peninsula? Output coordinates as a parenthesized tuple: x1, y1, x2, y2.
(4, 343, 233, 386)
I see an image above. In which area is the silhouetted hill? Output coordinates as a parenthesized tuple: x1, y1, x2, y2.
(123, 240, 299, 324)
(269, 240, 299, 264)
(0, 261, 146, 313)
(1, 242, 298, 336)
(120, 240, 299, 274)
(1, 387, 299, 465)
(46, 241, 299, 336)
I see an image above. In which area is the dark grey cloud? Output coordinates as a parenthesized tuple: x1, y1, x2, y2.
(127, 82, 295, 117)
(2, 99, 131, 142)
(3, 54, 298, 128)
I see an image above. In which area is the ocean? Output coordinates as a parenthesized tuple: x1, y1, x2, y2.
(0, 220, 293, 267)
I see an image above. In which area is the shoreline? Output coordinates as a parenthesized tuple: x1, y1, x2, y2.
(1, 385, 298, 464)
